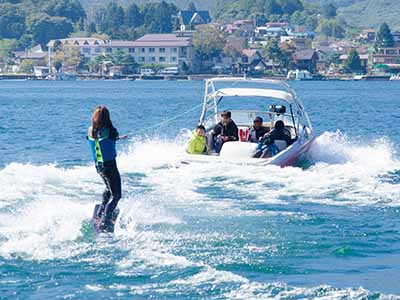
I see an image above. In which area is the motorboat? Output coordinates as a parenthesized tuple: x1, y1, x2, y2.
(181, 77, 315, 167)
(287, 69, 313, 80)
(390, 74, 400, 81)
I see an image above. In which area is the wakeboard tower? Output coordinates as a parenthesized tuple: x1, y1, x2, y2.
(92, 204, 120, 233)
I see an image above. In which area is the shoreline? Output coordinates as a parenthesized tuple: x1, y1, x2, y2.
(0, 73, 394, 82)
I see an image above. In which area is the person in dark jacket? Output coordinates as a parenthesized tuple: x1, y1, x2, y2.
(212, 111, 239, 153)
(253, 120, 291, 158)
(247, 117, 269, 143)
(87, 106, 127, 232)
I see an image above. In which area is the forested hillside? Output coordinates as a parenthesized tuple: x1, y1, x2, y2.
(80, 0, 215, 10)
(338, 0, 400, 29)
(81, 0, 400, 29)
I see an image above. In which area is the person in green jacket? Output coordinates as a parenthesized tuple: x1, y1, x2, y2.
(188, 125, 207, 154)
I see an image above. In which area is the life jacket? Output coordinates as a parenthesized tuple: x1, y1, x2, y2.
(187, 131, 207, 154)
(87, 126, 117, 164)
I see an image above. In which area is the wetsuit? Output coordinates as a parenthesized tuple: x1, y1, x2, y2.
(87, 126, 121, 230)
(212, 120, 239, 153)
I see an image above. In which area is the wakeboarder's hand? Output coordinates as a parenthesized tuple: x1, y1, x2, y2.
(118, 134, 129, 140)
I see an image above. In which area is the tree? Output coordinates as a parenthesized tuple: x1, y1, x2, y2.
(277, 0, 303, 15)
(120, 55, 138, 74)
(64, 47, 84, 73)
(263, 39, 293, 72)
(265, 0, 282, 16)
(53, 49, 65, 72)
(28, 14, 74, 44)
(0, 4, 26, 39)
(53, 60, 62, 72)
(193, 25, 225, 72)
(95, 3, 125, 37)
(43, 0, 86, 23)
(0, 39, 17, 63)
(290, 11, 306, 26)
(19, 59, 34, 74)
(112, 49, 125, 66)
(188, 1, 197, 11)
(263, 39, 282, 62)
(141, 2, 177, 34)
(126, 3, 143, 28)
(322, 3, 337, 19)
(327, 52, 341, 66)
(155, 1, 175, 33)
(375, 22, 394, 48)
(344, 49, 363, 73)
(318, 19, 345, 39)
(179, 61, 189, 75)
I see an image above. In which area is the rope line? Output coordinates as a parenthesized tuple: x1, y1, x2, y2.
(129, 103, 204, 137)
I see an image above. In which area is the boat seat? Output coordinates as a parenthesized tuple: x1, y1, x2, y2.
(274, 140, 288, 151)
(238, 127, 249, 142)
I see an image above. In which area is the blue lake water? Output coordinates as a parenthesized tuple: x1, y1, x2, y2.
(1, 80, 400, 299)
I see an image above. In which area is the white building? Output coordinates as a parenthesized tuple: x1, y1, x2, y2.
(99, 34, 193, 67)
(47, 37, 107, 61)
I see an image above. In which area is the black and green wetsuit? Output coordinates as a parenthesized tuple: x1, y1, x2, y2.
(87, 126, 121, 231)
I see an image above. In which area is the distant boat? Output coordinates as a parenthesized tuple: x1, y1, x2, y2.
(353, 75, 365, 81)
(287, 69, 313, 81)
(389, 74, 400, 81)
(47, 72, 77, 81)
(353, 74, 390, 81)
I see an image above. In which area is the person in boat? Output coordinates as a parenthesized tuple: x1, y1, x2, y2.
(87, 106, 127, 232)
(187, 125, 207, 154)
(247, 117, 269, 143)
(212, 111, 239, 153)
(253, 120, 292, 158)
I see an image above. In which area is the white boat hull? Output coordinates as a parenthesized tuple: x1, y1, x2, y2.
(181, 137, 314, 167)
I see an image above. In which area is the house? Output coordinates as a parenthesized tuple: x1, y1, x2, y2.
(358, 29, 376, 43)
(255, 26, 287, 38)
(13, 45, 48, 66)
(340, 53, 369, 70)
(280, 36, 311, 50)
(373, 47, 400, 70)
(294, 50, 319, 73)
(225, 36, 247, 53)
(392, 32, 400, 46)
(266, 22, 291, 30)
(237, 49, 270, 73)
(177, 10, 211, 31)
(327, 41, 358, 53)
(225, 19, 255, 36)
(47, 38, 107, 61)
(100, 34, 193, 67)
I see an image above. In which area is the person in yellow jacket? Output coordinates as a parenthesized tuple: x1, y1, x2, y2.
(187, 125, 207, 154)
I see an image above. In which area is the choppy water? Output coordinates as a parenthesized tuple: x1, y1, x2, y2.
(1, 80, 400, 299)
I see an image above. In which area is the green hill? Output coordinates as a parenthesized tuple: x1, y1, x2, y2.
(338, 0, 400, 30)
(80, 0, 215, 10)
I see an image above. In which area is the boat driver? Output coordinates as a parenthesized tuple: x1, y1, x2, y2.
(253, 120, 292, 158)
(212, 111, 239, 153)
(247, 116, 269, 143)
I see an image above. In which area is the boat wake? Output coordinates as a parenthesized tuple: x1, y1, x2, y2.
(1, 130, 400, 299)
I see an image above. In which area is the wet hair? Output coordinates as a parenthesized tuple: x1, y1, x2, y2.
(221, 111, 231, 118)
(275, 120, 285, 130)
(197, 125, 206, 131)
(91, 106, 113, 137)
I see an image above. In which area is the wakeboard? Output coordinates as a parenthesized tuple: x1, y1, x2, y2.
(92, 204, 120, 233)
